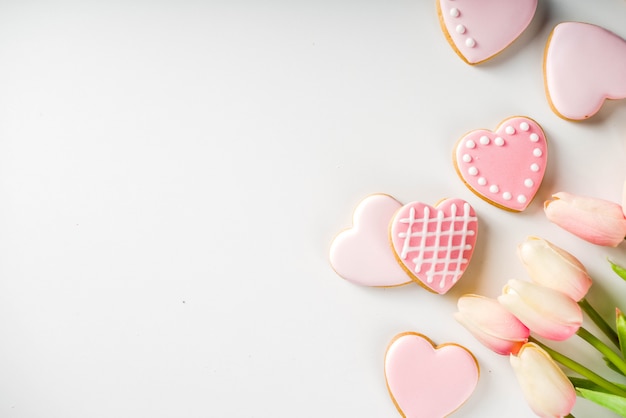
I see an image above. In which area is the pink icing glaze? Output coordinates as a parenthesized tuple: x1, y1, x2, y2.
(389, 199, 478, 294)
(453, 116, 547, 212)
(385, 332, 479, 418)
(330, 194, 411, 287)
(544, 22, 626, 120)
(438, 0, 537, 64)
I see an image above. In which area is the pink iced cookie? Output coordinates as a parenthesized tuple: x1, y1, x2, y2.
(453, 116, 547, 212)
(389, 199, 478, 294)
(385, 332, 479, 418)
(437, 0, 537, 65)
(544, 22, 626, 120)
(330, 194, 412, 287)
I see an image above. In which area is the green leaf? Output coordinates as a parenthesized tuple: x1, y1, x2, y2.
(575, 386, 626, 416)
(609, 259, 626, 282)
(605, 356, 626, 376)
(570, 377, 626, 393)
(618, 309, 626, 359)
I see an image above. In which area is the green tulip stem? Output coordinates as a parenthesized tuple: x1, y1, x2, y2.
(578, 298, 620, 348)
(529, 337, 626, 398)
(576, 327, 626, 375)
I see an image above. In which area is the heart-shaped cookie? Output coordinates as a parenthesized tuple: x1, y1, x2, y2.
(385, 332, 479, 418)
(389, 199, 478, 294)
(330, 194, 412, 287)
(544, 22, 626, 120)
(453, 116, 547, 212)
(437, 0, 537, 65)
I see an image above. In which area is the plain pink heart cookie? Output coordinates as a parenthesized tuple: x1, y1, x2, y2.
(453, 116, 547, 212)
(437, 0, 537, 65)
(385, 332, 479, 418)
(389, 199, 478, 294)
(544, 22, 626, 120)
(330, 194, 412, 287)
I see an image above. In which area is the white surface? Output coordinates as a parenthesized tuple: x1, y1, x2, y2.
(0, 1, 625, 417)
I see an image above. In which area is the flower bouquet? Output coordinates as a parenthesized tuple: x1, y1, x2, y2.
(456, 186, 626, 417)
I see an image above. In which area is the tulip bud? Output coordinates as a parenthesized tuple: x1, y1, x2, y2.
(544, 192, 626, 247)
(498, 280, 582, 341)
(622, 179, 626, 218)
(517, 236, 592, 301)
(455, 295, 529, 355)
(510, 343, 576, 418)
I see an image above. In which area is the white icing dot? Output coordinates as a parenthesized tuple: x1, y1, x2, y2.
(503, 192, 512, 200)
(505, 126, 516, 135)
(530, 133, 539, 142)
(489, 185, 499, 193)
(494, 137, 505, 146)
(465, 38, 476, 48)
(520, 122, 530, 131)
(468, 166, 478, 176)
(456, 24, 466, 34)
(524, 178, 534, 188)
(465, 140, 476, 149)
(533, 148, 543, 157)
(477, 177, 487, 186)
(450, 8, 460, 17)
(462, 154, 472, 163)
(530, 163, 540, 172)
(518, 195, 528, 204)
(479, 135, 490, 145)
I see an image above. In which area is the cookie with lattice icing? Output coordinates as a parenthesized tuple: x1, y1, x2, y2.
(389, 199, 478, 294)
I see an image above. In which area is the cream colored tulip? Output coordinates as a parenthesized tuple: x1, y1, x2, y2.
(498, 280, 582, 341)
(544, 192, 626, 247)
(517, 236, 592, 301)
(510, 343, 576, 418)
(455, 294, 530, 355)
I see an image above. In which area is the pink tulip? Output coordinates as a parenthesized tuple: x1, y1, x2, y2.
(455, 295, 529, 355)
(498, 280, 582, 341)
(510, 343, 576, 418)
(622, 179, 626, 218)
(517, 236, 592, 301)
(544, 192, 626, 247)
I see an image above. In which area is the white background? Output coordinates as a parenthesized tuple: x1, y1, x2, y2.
(0, 1, 625, 417)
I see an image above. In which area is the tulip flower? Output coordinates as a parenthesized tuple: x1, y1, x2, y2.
(517, 236, 592, 301)
(498, 280, 582, 341)
(455, 295, 530, 355)
(623, 179, 626, 218)
(510, 343, 576, 418)
(544, 192, 626, 247)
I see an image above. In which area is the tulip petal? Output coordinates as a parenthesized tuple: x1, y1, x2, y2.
(518, 236, 592, 301)
(498, 280, 582, 341)
(545, 192, 626, 247)
(510, 343, 576, 418)
(622, 179, 626, 218)
(456, 295, 529, 355)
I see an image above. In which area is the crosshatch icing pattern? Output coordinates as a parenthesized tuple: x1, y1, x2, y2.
(390, 199, 478, 294)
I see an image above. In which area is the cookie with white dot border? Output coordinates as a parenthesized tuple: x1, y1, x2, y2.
(437, 0, 537, 65)
(452, 116, 548, 212)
